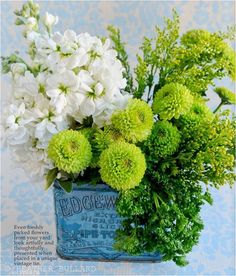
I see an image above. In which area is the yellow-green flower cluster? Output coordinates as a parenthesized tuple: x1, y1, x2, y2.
(48, 130, 92, 173)
(111, 99, 154, 143)
(214, 87, 236, 105)
(144, 121, 181, 158)
(152, 83, 193, 120)
(99, 142, 146, 191)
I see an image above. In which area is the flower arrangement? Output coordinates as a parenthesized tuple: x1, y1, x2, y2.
(2, 0, 235, 266)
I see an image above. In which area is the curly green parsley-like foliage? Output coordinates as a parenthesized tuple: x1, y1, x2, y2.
(115, 178, 208, 266)
(99, 142, 146, 191)
(144, 121, 181, 160)
(214, 87, 236, 105)
(48, 130, 92, 173)
(111, 99, 154, 143)
(152, 83, 193, 120)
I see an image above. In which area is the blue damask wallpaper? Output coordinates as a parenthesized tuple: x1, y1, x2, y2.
(1, 1, 235, 275)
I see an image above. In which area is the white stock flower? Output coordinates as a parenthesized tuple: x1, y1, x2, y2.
(46, 70, 81, 113)
(4, 103, 32, 145)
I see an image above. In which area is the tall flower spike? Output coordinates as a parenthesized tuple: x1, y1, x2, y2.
(48, 130, 92, 173)
(111, 99, 154, 143)
(152, 83, 193, 120)
(99, 142, 146, 191)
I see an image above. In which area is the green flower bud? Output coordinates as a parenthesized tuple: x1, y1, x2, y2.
(99, 142, 146, 191)
(48, 130, 92, 173)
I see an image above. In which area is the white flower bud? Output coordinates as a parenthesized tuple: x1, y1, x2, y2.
(43, 12, 58, 29)
(11, 63, 27, 78)
(25, 17, 38, 31)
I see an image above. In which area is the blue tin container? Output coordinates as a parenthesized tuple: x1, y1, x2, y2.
(53, 182, 162, 262)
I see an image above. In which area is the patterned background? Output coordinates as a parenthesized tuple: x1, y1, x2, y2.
(1, 1, 235, 275)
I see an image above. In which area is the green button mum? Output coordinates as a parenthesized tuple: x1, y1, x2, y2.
(152, 83, 193, 120)
(48, 130, 92, 173)
(111, 99, 154, 143)
(144, 121, 181, 158)
(99, 142, 146, 191)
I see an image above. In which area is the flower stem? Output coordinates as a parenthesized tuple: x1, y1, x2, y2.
(213, 101, 224, 113)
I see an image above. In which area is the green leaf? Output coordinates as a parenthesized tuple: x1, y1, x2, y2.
(45, 168, 58, 191)
(58, 180, 73, 193)
(203, 191, 213, 205)
(153, 192, 160, 209)
(173, 256, 189, 266)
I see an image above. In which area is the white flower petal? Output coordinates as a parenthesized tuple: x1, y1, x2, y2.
(80, 98, 96, 116)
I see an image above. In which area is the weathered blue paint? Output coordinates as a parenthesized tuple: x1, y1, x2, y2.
(53, 182, 162, 262)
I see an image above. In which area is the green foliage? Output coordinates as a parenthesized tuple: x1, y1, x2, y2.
(47, 130, 92, 173)
(174, 111, 235, 187)
(45, 168, 58, 190)
(115, 178, 207, 265)
(112, 16, 235, 261)
(111, 99, 154, 143)
(152, 83, 193, 120)
(99, 142, 146, 191)
(165, 30, 236, 94)
(57, 180, 73, 193)
(107, 25, 133, 93)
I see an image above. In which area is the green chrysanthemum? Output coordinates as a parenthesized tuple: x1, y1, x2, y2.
(144, 121, 181, 158)
(48, 130, 92, 173)
(99, 142, 146, 191)
(111, 99, 154, 143)
(214, 87, 236, 105)
(181, 100, 214, 123)
(175, 101, 214, 151)
(152, 83, 193, 120)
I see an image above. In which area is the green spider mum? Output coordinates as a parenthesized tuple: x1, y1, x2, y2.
(99, 142, 146, 191)
(152, 83, 193, 120)
(48, 130, 92, 173)
(111, 99, 154, 143)
(214, 87, 236, 105)
(144, 121, 181, 158)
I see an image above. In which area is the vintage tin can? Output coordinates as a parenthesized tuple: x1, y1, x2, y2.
(53, 182, 161, 262)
